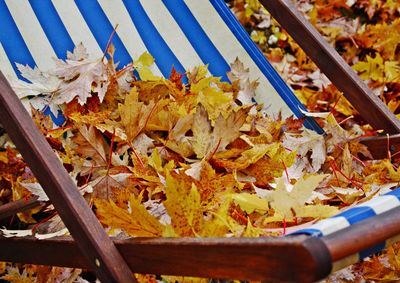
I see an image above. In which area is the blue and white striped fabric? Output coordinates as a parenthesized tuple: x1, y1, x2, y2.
(0, 0, 322, 132)
(293, 187, 400, 268)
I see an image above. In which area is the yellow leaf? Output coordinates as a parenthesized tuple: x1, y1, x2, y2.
(0, 267, 35, 283)
(164, 172, 203, 236)
(236, 143, 280, 170)
(191, 105, 248, 158)
(190, 76, 232, 121)
(268, 174, 329, 219)
(133, 52, 161, 81)
(118, 87, 156, 141)
(385, 61, 400, 82)
(161, 276, 208, 283)
(295, 204, 339, 219)
(0, 152, 8, 164)
(199, 201, 230, 237)
(148, 148, 163, 172)
(353, 54, 384, 82)
(187, 65, 209, 84)
(191, 106, 212, 158)
(95, 196, 164, 237)
(231, 193, 268, 214)
(242, 219, 261, 237)
(0, 262, 6, 274)
(135, 52, 154, 67)
(13, 179, 42, 223)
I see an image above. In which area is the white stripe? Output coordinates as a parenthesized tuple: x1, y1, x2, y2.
(309, 216, 350, 236)
(5, 0, 56, 71)
(52, 0, 103, 59)
(0, 42, 17, 80)
(140, 0, 204, 72)
(184, 0, 292, 117)
(98, 0, 162, 75)
(364, 195, 400, 214)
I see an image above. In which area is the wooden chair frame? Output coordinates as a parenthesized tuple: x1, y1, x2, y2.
(1, 1, 399, 282)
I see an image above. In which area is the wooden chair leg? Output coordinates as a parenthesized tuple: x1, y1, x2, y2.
(261, 0, 400, 135)
(0, 196, 40, 220)
(0, 73, 135, 283)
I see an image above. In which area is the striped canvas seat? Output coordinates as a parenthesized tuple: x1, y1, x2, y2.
(0, 0, 321, 131)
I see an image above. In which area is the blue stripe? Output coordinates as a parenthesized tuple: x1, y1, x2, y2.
(29, 0, 74, 59)
(385, 187, 400, 198)
(334, 207, 376, 224)
(163, 0, 230, 82)
(210, 0, 323, 134)
(122, 0, 186, 79)
(0, 1, 36, 80)
(289, 228, 323, 237)
(359, 242, 386, 259)
(74, 0, 132, 68)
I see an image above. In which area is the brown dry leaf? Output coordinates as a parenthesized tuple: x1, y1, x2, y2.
(72, 125, 109, 170)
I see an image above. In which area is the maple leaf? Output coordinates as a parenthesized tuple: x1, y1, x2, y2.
(231, 193, 268, 214)
(191, 105, 248, 159)
(11, 64, 61, 99)
(199, 201, 231, 237)
(228, 57, 259, 105)
(72, 125, 109, 171)
(0, 267, 35, 283)
(20, 182, 49, 201)
(187, 65, 209, 84)
(359, 19, 400, 60)
(51, 43, 109, 105)
(118, 87, 156, 142)
(165, 114, 194, 157)
(353, 53, 384, 82)
(283, 129, 326, 172)
(95, 195, 164, 237)
(89, 172, 131, 199)
(267, 174, 330, 219)
(190, 75, 233, 121)
(164, 172, 203, 236)
(385, 61, 400, 82)
(133, 52, 162, 81)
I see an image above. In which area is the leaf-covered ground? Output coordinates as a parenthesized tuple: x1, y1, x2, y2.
(0, 0, 400, 282)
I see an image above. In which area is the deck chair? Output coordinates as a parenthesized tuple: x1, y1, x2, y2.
(1, 0, 400, 282)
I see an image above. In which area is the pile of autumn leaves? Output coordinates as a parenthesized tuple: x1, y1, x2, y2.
(1, 41, 400, 281)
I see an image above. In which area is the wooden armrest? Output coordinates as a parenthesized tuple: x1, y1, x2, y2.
(0, 235, 332, 282)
